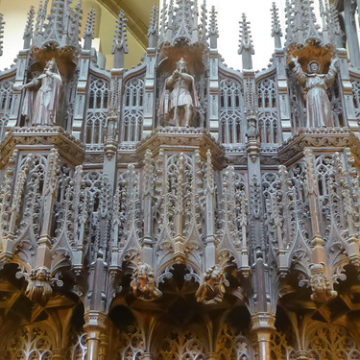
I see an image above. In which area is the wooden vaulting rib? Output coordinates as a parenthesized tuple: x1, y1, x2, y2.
(99, 0, 158, 48)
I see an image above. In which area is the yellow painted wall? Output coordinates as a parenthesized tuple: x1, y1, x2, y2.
(0, 0, 147, 70)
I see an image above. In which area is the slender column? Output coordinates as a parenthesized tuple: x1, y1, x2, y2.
(344, 0, 360, 68)
(204, 149, 216, 269)
(36, 149, 60, 268)
(251, 313, 275, 360)
(84, 311, 108, 360)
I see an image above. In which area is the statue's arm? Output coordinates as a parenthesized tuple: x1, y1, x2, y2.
(325, 57, 338, 84)
(166, 75, 176, 89)
(291, 57, 306, 84)
(46, 71, 62, 84)
(21, 78, 40, 90)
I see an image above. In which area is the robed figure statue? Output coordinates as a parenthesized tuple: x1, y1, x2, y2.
(159, 57, 200, 127)
(291, 56, 337, 128)
(20, 58, 62, 126)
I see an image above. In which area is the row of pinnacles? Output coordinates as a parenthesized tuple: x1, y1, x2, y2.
(1, 0, 360, 359)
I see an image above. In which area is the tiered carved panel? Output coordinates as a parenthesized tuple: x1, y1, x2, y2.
(257, 76, 281, 144)
(219, 76, 244, 145)
(84, 76, 110, 151)
(0, 75, 15, 140)
(121, 76, 145, 143)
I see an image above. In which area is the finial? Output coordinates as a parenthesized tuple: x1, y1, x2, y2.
(209, 5, 218, 49)
(199, 0, 208, 43)
(84, 8, 96, 50)
(271, 2, 282, 49)
(73, 0, 83, 44)
(35, 0, 48, 36)
(302, 0, 320, 43)
(329, 3, 343, 48)
(112, 10, 129, 68)
(285, 0, 295, 45)
(148, 5, 159, 48)
(159, 0, 168, 42)
(239, 13, 254, 69)
(0, 14, 4, 57)
(23, 6, 35, 49)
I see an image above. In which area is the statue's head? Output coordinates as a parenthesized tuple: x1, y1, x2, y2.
(308, 60, 321, 74)
(176, 57, 188, 72)
(44, 58, 57, 72)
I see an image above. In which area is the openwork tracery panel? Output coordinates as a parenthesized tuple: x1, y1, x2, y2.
(351, 77, 360, 122)
(156, 330, 207, 360)
(1, 326, 53, 360)
(219, 77, 244, 144)
(307, 324, 360, 360)
(257, 77, 280, 143)
(85, 76, 110, 150)
(121, 77, 145, 142)
(112, 325, 145, 360)
(0, 77, 14, 140)
(269, 331, 295, 360)
(68, 333, 87, 360)
(216, 323, 252, 359)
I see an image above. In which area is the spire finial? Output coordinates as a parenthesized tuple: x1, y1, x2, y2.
(148, 5, 159, 48)
(23, 6, 35, 49)
(285, 0, 295, 45)
(239, 13, 254, 69)
(271, 2, 282, 49)
(83, 7, 96, 50)
(199, 0, 208, 43)
(34, 0, 48, 37)
(209, 5, 218, 49)
(329, 3, 343, 48)
(0, 13, 4, 57)
(159, 0, 168, 43)
(302, 0, 320, 42)
(112, 10, 128, 68)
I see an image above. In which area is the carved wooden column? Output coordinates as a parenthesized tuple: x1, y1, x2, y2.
(36, 148, 60, 269)
(142, 149, 155, 265)
(251, 313, 275, 360)
(204, 149, 216, 269)
(84, 311, 108, 360)
(304, 148, 336, 302)
(343, 0, 360, 68)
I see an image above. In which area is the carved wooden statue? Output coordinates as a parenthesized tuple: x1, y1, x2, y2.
(196, 264, 229, 304)
(291, 56, 337, 128)
(20, 58, 62, 126)
(159, 57, 200, 127)
(130, 262, 162, 301)
(24, 267, 53, 306)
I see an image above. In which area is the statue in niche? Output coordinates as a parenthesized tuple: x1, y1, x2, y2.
(195, 264, 229, 304)
(290, 56, 337, 128)
(20, 58, 62, 126)
(159, 57, 200, 127)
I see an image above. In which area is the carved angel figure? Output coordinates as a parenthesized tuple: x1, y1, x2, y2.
(20, 58, 62, 126)
(309, 263, 337, 303)
(195, 264, 229, 305)
(159, 57, 200, 127)
(130, 262, 162, 301)
(25, 266, 53, 306)
(291, 56, 337, 128)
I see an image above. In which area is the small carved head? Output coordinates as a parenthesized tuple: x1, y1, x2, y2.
(308, 61, 321, 74)
(176, 57, 188, 72)
(44, 58, 57, 72)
